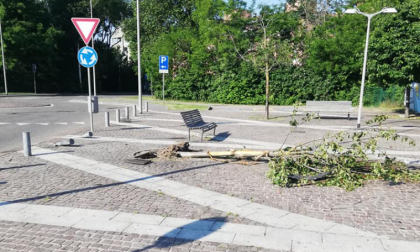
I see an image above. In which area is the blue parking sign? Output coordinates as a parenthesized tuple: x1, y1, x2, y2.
(159, 55, 169, 73)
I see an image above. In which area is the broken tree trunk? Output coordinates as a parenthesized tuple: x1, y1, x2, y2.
(178, 150, 270, 160)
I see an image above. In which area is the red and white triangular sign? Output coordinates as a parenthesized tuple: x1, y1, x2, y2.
(71, 18, 100, 45)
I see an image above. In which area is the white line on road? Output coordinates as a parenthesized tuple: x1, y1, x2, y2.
(36, 123, 50, 126)
(72, 122, 85, 125)
(54, 122, 68, 125)
(16, 123, 31, 126)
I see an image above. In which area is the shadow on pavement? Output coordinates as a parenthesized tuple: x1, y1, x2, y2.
(134, 217, 226, 252)
(0, 164, 46, 171)
(209, 132, 231, 142)
(0, 162, 225, 207)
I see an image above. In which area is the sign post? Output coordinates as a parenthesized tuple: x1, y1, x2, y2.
(0, 17, 8, 95)
(159, 55, 169, 101)
(32, 64, 37, 94)
(72, 17, 100, 134)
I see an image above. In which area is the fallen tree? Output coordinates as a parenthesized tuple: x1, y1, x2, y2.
(267, 114, 420, 191)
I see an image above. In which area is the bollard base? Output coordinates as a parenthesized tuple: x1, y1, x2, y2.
(82, 132, 93, 138)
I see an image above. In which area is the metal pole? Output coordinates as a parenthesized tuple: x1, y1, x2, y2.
(132, 105, 137, 117)
(0, 18, 8, 95)
(162, 73, 165, 101)
(22, 132, 31, 157)
(90, 0, 97, 97)
(146, 102, 148, 112)
(356, 16, 372, 129)
(78, 44, 82, 94)
(151, 76, 153, 96)
(125, 107, 130, 120)
(137, 0, 143, 114)
(33, 71, 36, 94)
(105, 112, 109, 127)
(87, 68, 94, 133)
(116, 109, 120, 123)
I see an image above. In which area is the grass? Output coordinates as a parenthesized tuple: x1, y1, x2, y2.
(122, 96, 155, 101)
(119, 96, 209, 110)
(166, 103, 208, 111)
(0, 92, 34, 95)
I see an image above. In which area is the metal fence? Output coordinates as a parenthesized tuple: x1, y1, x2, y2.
(364, 86, 404, 107)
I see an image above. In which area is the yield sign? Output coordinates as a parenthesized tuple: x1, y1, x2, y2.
(71, 18, 100, 45)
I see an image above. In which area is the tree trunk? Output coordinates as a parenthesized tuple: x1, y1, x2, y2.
(405, 87, 410, 118)
(265, 63, 269, 120)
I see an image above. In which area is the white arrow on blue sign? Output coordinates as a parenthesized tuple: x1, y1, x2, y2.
(159, 55, 169, 73)
(78, 46, 98, 68)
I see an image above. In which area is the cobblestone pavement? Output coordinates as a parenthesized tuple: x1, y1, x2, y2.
(47, 110, 420, 242)
(0, 221, 284, 252)
(0, 152, 256, 225)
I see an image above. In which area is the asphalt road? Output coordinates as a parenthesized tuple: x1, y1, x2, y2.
(0, 95, 108, 153)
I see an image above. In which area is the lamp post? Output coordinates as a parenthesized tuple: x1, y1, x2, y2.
(137, 0, 143, 114)
(344, 7, 397, 128)
(0, 17, 8, 95)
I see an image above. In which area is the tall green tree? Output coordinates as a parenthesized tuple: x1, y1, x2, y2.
(231, 5, 298, 118)
(368, 0, 420, 116)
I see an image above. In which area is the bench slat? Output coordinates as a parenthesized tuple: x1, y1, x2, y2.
(180, 110, 217, 141)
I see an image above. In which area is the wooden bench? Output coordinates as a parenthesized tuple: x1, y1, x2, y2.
(180, 109, 217, 142)
(304, 101, 353, 120)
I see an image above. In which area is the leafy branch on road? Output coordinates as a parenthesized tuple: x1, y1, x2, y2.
(268, 108, 419, 191)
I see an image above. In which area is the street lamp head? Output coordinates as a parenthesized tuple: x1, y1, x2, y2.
(382, 8, 398, 13)
(344, 8, 358, 14)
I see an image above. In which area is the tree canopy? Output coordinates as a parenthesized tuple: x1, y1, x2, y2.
(1, 0, 418, 108)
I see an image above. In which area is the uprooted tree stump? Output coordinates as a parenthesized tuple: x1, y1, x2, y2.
(133, 142, 193, 159)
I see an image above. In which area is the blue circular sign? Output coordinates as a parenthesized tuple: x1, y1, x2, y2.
(78, 46, 98, 68)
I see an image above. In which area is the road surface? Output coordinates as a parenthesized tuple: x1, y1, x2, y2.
(0, 95, 109, 153)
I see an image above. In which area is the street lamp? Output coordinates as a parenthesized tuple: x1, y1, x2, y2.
(344, 7, 397, 129)
(137, 0, 143, 114)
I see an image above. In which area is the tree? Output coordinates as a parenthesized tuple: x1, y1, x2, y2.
(367, 0, 420, 117)
(231, 5, 297, 119)
(307, 11, 366, 101)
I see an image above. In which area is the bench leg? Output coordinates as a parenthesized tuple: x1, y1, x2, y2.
(201, 131, 204, 142)
(213, 127, 216, 136)
(188, 129, 191, 142)
(348, 113, 350, 121)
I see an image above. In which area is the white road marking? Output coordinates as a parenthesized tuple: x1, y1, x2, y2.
(55, 122, 68, 125)
(36, 123, 50, 126)
(16, 123, 31, 126)
(63, 135, 275, 150)
(30, 147, 378, 238)
(72, 122, 85, 125)
(0, 123, 11, 125)
(113, 121, 287, 149)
